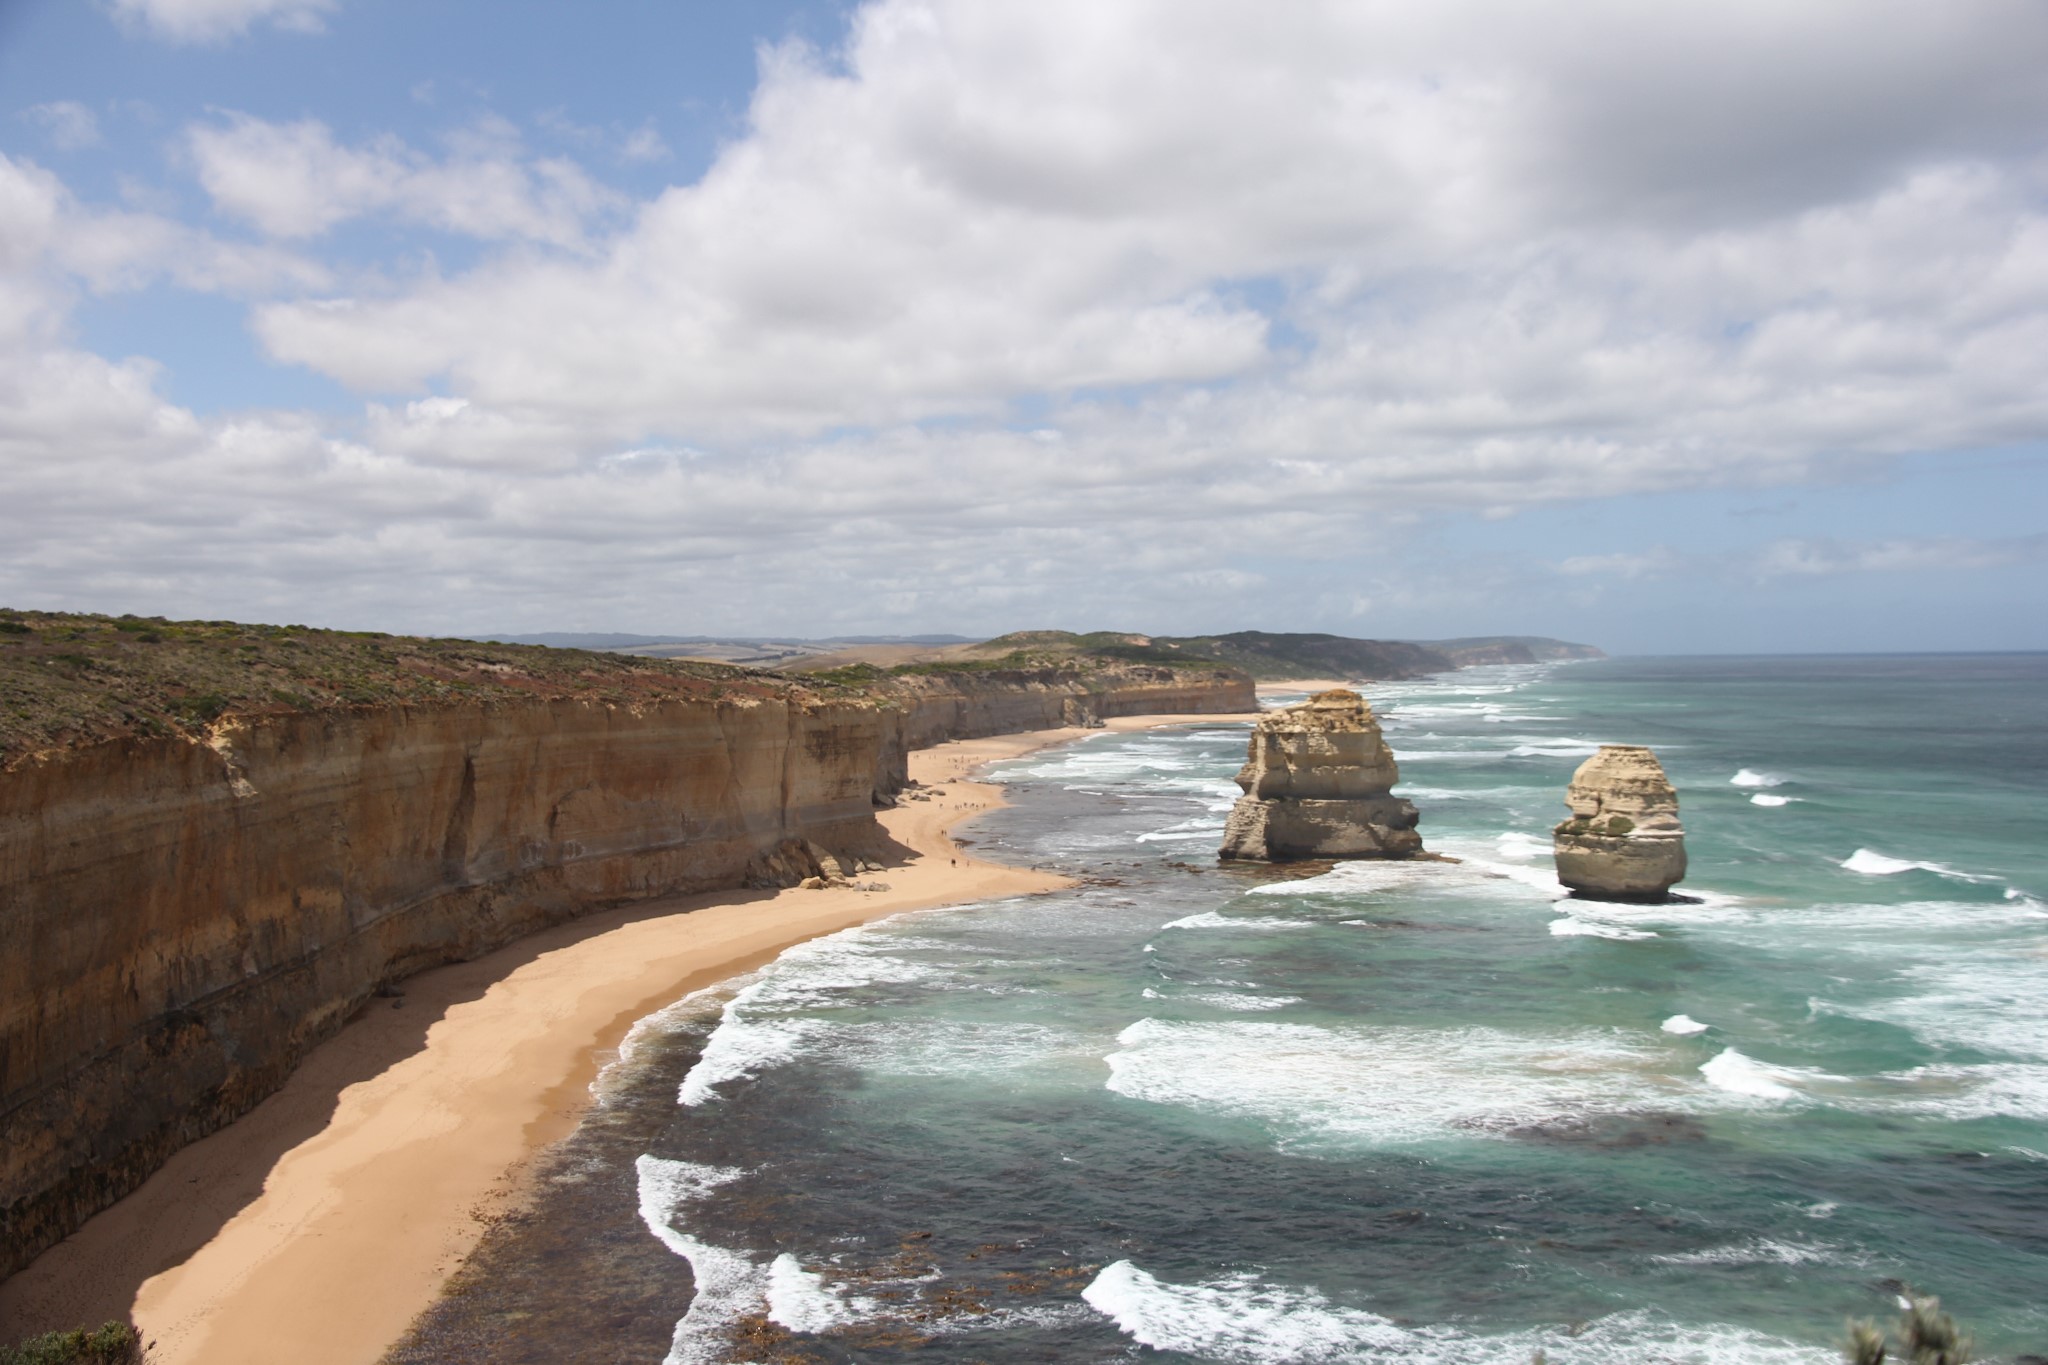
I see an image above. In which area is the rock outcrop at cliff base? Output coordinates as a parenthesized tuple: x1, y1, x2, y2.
(1552, 744, 1687, 901)
(1219, 689, 1421, 861)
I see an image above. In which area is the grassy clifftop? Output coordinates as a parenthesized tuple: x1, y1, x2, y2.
(1150, 631, 1456, 681)
(0, 609, 832, 767)
(793, 628, 1599, 685)
(803, 631, 1237, 688)
(2, 610, 1594, 764)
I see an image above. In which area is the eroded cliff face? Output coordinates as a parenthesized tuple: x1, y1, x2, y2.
(0, 695, 892, 1278)
(1218, 689, 1421, 861)
(0, 664, 1251, 1280)
(1551, 744, 1687, 901)
(877, 664, 1256, 754)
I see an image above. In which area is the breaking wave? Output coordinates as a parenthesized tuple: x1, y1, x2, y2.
(1082, 1261, 1833, 1364)
(1840, 849, 2003, 883)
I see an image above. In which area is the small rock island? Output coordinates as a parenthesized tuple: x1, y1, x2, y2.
(1219, 688, 1422, 861)
(1552, 744, 1687, 900)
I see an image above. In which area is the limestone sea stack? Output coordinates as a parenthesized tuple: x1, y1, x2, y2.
(1219, 689, 1422, 861)
(1552, 744, 1687, 900)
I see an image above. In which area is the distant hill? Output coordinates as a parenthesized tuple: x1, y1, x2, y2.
(470, 632, 683, 650)
(787, 629, 1602, 684)
(1152, 631, 1457, 681)
(471, 632, 973, 650)
(470, 628, 1601, 682)
(1408, 636, 1607, 667)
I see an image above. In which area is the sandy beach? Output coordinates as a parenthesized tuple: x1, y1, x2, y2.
(0, 713, 1255, 1364)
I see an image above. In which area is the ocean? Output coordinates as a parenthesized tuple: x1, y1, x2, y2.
(391, 654, 2048, 1365)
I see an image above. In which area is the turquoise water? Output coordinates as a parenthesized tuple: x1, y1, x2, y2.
(626, 655, 2048, 1363)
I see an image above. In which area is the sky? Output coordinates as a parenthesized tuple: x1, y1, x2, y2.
(2, 0, 2045, 653)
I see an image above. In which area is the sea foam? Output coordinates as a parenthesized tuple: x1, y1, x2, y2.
(1082, 1262, 1834, 1364)
(1551, 916, 1659, 940)
(1104, 1017, 1687, 1149)
(1247, 860, 1445, 898)
(1731, 769, 1787, 788)
(678, 999, 821, 1106)
(675, 924, 947, 1105)
(1840, 848, 2002, 883)
(1081, 1260, 1407, 1361)
(635, 1155, 766, 1365)
(1698, 1047, 1845, 1102)
(1507, 740, 1607, 758)
(1159, 910, 1314, 931)
(766, 1253, 865, 1333)
(1860, 1062, 2048, 1122)
(1830, 951, 2048, 1061)
(1651, 1237, 1856, 1267)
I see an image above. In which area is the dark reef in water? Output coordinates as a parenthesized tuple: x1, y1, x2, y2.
(381, 1033, 704, 1365)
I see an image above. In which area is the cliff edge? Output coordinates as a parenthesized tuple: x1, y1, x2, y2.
(0, 610, 1252, 1281)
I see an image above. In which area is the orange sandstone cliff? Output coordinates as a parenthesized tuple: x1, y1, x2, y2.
(0, 614, 1252, 1279)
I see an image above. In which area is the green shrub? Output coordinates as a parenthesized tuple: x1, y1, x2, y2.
(0, 620, 30, 635)
(809, 663, 885, 687)
(168, 693, 230, 724)
(1845, 1292, 1971, 1364)
(0, 1320, 143, 1365)
(1603, 814, 1635, 835)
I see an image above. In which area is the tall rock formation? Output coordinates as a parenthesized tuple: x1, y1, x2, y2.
(1219, 689, 1421, 861)
(1552, 745, 1687, 900)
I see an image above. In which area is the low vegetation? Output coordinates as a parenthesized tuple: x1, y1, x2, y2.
(0, 610, 1252, 767)
(1845, 1293, 1972, 1364)
(889, 628, 1597, 682)
(0, 609, 826, 766)
(1553, 814, 1636, 838)
(1149, 630, 1459, 681)
(806, 639, 1233, 690)
(0, 1322, 144, 1365)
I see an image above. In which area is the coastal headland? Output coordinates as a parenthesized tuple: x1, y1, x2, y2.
(0, 612, 1591, 1359)
(3, 719, 1255, 1364)
(0, 611, 1266, 1357)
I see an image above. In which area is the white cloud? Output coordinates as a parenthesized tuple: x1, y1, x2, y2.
(185, 114, 619, 246)
(5, 3, 2048, 643)
(0, 151, 329, 300)
(23, 102, 103, 152)
(1751, 535, 2048, 579)
(108, 0, 337, 43)
(1555, 534, 2048, 591)
(1558, 549, 1683, 581)
(236, 0, 2048, 485)
(619, 125, 670, 164)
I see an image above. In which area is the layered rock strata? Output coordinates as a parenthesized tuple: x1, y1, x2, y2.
(0, 664, 1252, 1281)
(876, 664, 1254, 753)
(1218, 689, 1421, 860)
(1552, 745, 1687, 901)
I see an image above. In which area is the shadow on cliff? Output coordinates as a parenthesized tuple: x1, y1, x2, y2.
(0, 866, 895, 1343)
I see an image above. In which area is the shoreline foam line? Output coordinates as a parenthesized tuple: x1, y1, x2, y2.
(0, 712, 1255, 1365)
